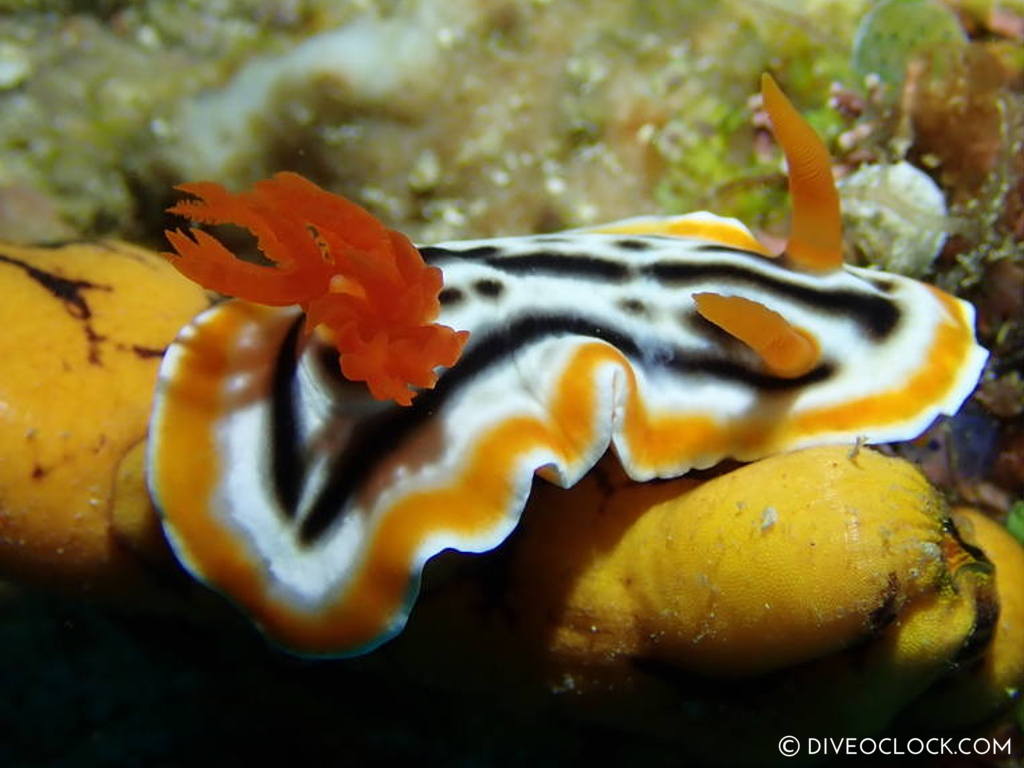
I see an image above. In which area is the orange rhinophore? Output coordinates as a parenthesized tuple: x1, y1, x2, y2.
(760, 73, 843, 272)
(693, 292, 820, 378)
(164, 171, 469, 406)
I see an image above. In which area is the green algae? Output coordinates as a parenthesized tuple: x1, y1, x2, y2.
(0, 0, 874, 245)
(1, 0, 1018, 263)
(148, 0, 873, 244)
(1009, 500, 1024, 545)
(852, 0, 966, 95)
(645, 0, 864, 236)
(0, 1, 353, 241)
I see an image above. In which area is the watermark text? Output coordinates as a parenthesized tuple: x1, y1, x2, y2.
(777, 735, 1014, 758)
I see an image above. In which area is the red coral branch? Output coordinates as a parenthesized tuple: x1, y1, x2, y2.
(164, 171, 469, 406)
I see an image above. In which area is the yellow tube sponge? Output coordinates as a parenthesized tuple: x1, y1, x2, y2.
(0, 240, 208, 595)
(902, 506, 1024, 728)
(513, 445, 970, 677)
(483, 445, 999, 756)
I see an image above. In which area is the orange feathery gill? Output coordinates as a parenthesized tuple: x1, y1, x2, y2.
(164, 171, 469, 406)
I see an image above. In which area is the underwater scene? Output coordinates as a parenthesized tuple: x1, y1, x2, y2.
(0, 0, 1023, 765)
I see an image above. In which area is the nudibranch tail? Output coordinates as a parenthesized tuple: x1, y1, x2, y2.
(761, 73, 843, 272)
(164, 171, 468, 405)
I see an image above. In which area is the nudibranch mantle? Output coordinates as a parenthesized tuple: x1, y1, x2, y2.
(148, 77, 987, 657)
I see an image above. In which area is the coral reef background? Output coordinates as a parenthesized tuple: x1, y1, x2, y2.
(0, 0, 1022, 765)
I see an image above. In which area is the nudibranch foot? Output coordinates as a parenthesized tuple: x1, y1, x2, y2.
(164, 171, 468, 406)
(149, 76, 987, 657)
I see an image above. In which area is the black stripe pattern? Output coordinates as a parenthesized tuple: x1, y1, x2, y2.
(422, 235, 901, 340)
(277, 312, 835, 545)
(258, 233, 909, 545)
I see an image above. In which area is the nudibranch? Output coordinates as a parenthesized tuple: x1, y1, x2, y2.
(149, 74, 987, 656)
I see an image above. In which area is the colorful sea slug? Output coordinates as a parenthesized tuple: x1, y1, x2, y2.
(149, 75, 988, 656)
